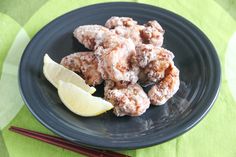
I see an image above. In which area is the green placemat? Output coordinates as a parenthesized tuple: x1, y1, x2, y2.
(1, 0, 236, 156)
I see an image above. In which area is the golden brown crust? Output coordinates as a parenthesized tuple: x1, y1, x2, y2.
(60, 52, 103, 86)
(148, 64, 180, 105)
(104, 80, 150, 116)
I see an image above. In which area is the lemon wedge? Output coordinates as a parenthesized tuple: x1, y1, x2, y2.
(43, 54, 96, 94)
(58, 81, 113, 117)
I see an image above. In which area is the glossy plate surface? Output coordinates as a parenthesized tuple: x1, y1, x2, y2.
(19, 2, 221, 150)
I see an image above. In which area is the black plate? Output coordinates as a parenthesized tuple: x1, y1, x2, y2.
(19, 2, 221, 150)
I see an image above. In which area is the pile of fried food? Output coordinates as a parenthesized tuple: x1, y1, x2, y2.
(60, 16, 180, 117)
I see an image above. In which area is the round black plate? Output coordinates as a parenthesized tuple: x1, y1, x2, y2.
(19, 2, 221, 150)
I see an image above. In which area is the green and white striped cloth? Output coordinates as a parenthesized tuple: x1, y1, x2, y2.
(0, 0, 236, 156)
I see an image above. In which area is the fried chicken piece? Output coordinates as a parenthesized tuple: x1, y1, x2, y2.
(104, 80, 150, 116)
(105, 16, 144, 46)
(74, 24, 139, 83)
(105, 17, 164, 47)
(140, 20, 164, 47)
(73, 25, 111, 50)
(136, 45, 174, 83)
(136, 47, 179, 105)
(132, 44, 162, 68)
(105, 16, 138, 28)
(60, 52, 103, 86)
(104, 80, 131, 94)
(110, 25, 145, 46)
(95, 35, 139, 83)
(148, 64, 180, 105)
